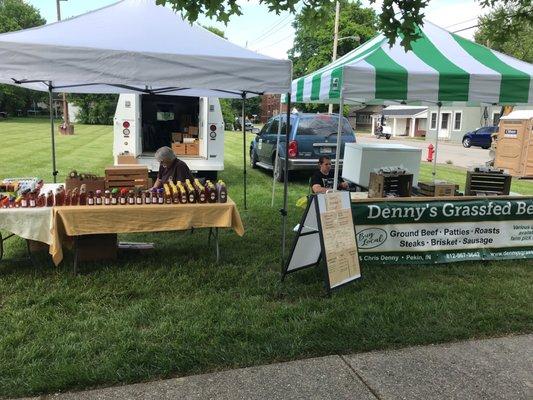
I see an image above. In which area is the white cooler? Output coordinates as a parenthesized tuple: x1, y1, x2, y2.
(341, 143, 422, 187)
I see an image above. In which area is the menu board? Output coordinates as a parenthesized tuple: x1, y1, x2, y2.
(318, 192, 360, 288)
(283, 192, 361, 293)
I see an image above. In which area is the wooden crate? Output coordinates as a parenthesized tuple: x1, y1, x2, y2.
(418, 181, 459, 197)
(117, 154, 139, 165)
(465, 168, 511, 196)
(105, 165, 149, 189)
(368, 172, 413, 198)
(65, 177, 105, 192)
(172, 143, 187, 155)
(185, 142, 199, 156)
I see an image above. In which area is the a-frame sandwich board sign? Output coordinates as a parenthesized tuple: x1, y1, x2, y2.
(282, 191, 361, 294)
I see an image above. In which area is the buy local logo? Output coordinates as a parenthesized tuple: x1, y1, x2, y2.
(357, 228, 387, 249)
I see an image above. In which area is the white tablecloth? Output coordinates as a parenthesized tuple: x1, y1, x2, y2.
(0, 207, 54, 245)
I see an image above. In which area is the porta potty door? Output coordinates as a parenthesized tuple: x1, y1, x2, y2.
(495, 115, 533, 177)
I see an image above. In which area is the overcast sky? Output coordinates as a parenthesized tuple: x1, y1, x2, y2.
(27, 0, 485, 59)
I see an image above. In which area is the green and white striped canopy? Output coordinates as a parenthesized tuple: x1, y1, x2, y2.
(291, 20, 533, 105)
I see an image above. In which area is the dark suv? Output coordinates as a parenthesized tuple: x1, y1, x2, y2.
(250, 113, 356, 181)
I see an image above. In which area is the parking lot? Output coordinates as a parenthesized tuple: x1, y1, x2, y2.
(357, 135, 491, 169)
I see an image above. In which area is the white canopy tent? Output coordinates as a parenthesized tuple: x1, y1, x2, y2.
(0, 0, 293, 210)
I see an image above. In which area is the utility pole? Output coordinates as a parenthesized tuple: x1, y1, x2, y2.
(56, 0, 73, 134)
(328, 1, 340, 115)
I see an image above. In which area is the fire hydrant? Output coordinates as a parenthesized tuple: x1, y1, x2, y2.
(427, 143, 434, 162)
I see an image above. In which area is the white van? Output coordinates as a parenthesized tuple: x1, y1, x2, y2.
(113, 94, 224, 179)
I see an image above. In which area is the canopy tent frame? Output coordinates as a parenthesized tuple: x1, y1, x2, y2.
(1, 0, 292, 208)
(281, 19, 532, 267)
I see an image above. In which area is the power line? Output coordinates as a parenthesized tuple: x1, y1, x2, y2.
(247, 9, 296, 45)
(252, 32, 294, 51)
(250, 17, 296, 46)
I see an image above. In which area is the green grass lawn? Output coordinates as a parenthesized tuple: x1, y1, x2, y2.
(0, 118, 532, 398)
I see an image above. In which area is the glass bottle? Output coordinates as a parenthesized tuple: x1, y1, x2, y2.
(64, 190, 72, 206)
(95, 190, 103, 205)
(217, 180, 227, 203)
(157, 188, 164, 204)
(150, 188, 158, 205)
(144, 190, 151, 204)
(136, 189, 143, 205)
(79, 185, 87, 205)
(87, 191, 95, 206)
(104, 190, 111, 205)
(128, 190, 135, 205)
(111, 188, 119, 205)
(71, 188, 80, 206)
(119, 188, 127, 205)
(46, 190, 54, 207)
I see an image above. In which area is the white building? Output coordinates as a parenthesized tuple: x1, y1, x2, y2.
(425, 104, 533, 143)
(371, 106, 428, 137)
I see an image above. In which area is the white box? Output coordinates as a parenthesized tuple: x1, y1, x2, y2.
(341, 143, 422, 187)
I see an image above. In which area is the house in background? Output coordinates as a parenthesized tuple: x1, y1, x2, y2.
(348, 105, 382, 131)
(371, 105, 428, 137)
(260, 94, 283, 123)
(425, 104, 533, 143)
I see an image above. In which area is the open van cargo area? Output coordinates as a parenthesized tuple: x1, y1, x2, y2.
(141, 95, 200, 154)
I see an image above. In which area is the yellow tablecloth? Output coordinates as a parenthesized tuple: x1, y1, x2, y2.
(45, 197, 243, 265)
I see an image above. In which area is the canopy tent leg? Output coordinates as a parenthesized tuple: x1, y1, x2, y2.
(242, 92, 247, 210)
(271, 98, 284, 207)
(332, 90, 345, 190)
(432, 101, 442, 179)
(48, 82, 58, 183)
(281, 93, 291, 264)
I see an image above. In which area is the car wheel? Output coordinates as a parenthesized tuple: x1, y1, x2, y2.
(462, 138, 471, 148)
(482, 146, 490, 150)
(250, 149, 258, 169)
(385, 134, 391, 140)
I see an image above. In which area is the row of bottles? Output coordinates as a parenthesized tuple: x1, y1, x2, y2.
(1, 180, 228, 208)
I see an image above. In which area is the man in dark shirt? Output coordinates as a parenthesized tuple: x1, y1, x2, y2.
(310, 155, 349, 194)
(152, 146, 194, 189)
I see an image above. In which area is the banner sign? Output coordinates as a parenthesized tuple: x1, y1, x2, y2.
(351, 197, 533, 264)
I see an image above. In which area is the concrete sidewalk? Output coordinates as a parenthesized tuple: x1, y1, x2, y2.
(25, 334, 532, 400)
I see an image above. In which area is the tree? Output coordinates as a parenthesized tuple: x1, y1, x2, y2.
(70, 94, 118, 125)
(0, 0, 47, 115)
(475, 6, 533, 63)
(158, 0, 532, 50)
(201, 24, 226, 39)
(287, 0, 376, 112)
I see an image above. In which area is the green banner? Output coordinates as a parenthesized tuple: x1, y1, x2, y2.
(351, 197, 533, 265)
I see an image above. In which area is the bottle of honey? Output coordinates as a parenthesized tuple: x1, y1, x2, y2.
(111, 188, 119, 205)
(127, 190, 135, 205)
(64, 190, 72, 206)
(20, 189, 30, 208)
(79, 185, 87, 205)
(104, 190, 111, 205)
(185, 179, 196, 203)
(87, 191, 95, 206)
(163, 184, 172, 204)
(150, 188, 158, 205)
(157, 188, 164, 204)
(205, 180, 217, 203)
(144, 190, 151, 204)
(36, 193, 46, 207)
(71, 188, 80, 206)
(28, 191, 37, 207)
(95, 190, 103, 205)
(46, 190, 54, 207)
(194, 179, 207, 203)
(216, 180, 227, 203)
(119, 188, 128, 205)
(136, 189, 143, 205)
(177, 182, 188, 204)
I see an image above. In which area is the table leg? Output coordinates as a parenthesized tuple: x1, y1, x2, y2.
(215, 228, 220, 263)
(0, 233, 15, 262)
(208, 227, 213, 246)
(25, 239, 37, 269)
(73, 236, 79, 275)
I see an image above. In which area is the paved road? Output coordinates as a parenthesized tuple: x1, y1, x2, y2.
(357, 135, 491, 169)
(24, 334, 532, 400)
